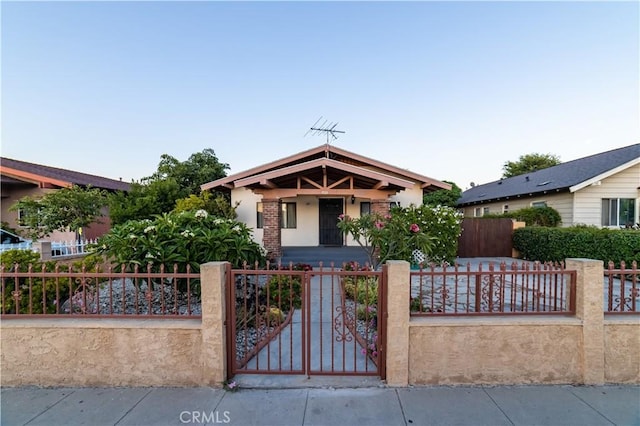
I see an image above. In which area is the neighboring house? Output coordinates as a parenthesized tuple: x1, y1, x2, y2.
(457, 143, 640, 228)
(0, 157, 130, 240)
(202, 144, 450, 258)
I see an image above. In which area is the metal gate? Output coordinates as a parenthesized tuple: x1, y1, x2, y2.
(226, 263, 386, 378)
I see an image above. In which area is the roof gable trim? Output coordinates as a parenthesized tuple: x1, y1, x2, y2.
(0, 167, 72, 189)
(234, 157, 416, 189)
(569, 157, 640, 192)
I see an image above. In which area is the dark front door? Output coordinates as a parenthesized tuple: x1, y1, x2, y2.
(319, 198, 343, 246)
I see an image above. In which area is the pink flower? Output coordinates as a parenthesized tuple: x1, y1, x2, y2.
(361, 348, 367, 355)
(384, 214, 392, 220)
(338, 214, 345, 220)
(410, 223, 420, 233)
(375, 221, 384, 229)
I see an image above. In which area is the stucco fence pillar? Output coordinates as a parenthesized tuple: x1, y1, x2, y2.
(385, 260, 410, 386)
(200, 261, 228, 387)
(566, 258, 605, 385)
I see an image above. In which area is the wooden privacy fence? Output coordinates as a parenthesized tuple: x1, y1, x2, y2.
(457, 218, 521, 258)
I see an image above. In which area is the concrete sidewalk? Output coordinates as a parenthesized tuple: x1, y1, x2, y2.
(2, 385, 638, 426)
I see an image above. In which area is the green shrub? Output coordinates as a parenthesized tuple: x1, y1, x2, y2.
(0, 250, 86, 314)
(513, 226, 640, 266)
(267, 275, 302, 310)
(95, 210, 266, 271)
(486, 206, 561, 227)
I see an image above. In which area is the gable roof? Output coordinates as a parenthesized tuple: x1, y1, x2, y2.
(0, 157, 131, 192)
(457, 143, 640, 206)
(202, 144, 450, 193)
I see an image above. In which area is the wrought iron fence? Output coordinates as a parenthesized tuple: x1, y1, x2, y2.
(410, 261, 576, 316)
(605, 261, 638, 314)
(0, 263, 201, 318)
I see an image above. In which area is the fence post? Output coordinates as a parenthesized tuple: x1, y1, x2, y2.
(385, 260, 410, 386)
(33, 241, 52, 261)
(200, 261, 229, 387)
(566, 258, 604, 385)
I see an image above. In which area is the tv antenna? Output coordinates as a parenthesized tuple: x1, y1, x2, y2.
(304, 117, 345, 145)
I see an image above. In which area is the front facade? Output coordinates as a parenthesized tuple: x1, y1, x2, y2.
(0, 157, 130, 240)
(457, 144, 640, 228)
(202, 144, 450, 258)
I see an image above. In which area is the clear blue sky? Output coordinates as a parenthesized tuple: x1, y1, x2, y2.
(2, 1, 638, 190)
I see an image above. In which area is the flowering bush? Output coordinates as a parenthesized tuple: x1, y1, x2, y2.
(95, 210, 265, 272)
(338, 204, 462, 268)
(361, 333, 378, 359)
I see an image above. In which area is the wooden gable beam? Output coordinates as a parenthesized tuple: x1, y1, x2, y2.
(373, 181, 389, 189)
(328, 175, 353, 190)
(260, 179, 277, 189)
(300, 176, 323, 189)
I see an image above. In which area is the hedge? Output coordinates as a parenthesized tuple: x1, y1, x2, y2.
(513, 226, 640, 267)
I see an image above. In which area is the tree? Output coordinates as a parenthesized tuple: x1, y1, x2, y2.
(502, 153, 561, 178)
(173, 191, 238, 220)
(10, 185, 106, 239)
(108, 149, 230, 225)
(423, 181, 462, 207)
(148, 149, 229, 197)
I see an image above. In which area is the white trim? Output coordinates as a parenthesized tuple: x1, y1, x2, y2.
(569, 157, 640, 192)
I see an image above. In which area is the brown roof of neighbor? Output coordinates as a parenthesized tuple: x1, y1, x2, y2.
(0, 157, 131, 192)
(201, 144, 451, 192)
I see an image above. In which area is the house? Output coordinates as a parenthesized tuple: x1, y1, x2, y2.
(0, 157, 130, 240)
(457, 143, 640, 228)
(201, 144, 451, 258)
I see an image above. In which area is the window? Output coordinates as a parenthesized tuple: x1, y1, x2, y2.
(17, 207, 43, 227)
(256, 202, 297, 228)
(502, 204, 509, 214)
(474, 207, 482, 217)
(280, 202, 297, 229)
(360, 202, 371, 216)
(483, 207, 490, 215)
(531, 201, 547, 208)
(602, 198, 636, 227)
(256, 203, 264, 229)
(17, 208, 27, 227)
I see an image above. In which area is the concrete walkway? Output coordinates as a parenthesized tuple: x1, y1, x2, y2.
(242, 272, 374, 375)
(2, 385, 638, 425)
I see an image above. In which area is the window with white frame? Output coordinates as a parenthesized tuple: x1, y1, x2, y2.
(483, 207, 490, 215)
(531, 201, 547, 208)
(502, 204, 509, 214)
(474, 207, 482, 217)
(601, 198, 636, 227)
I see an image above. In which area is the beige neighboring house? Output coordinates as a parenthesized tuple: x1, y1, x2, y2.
(457, 143, 640, 228)
(202, 144, 450, 258)
(0, 157, 130, 241)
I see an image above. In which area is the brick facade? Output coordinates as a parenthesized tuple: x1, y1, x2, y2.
(261, 198, 282, 260)
(371, 199, 390, 217)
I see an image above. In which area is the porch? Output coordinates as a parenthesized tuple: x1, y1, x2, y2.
(280, 246, 368, 267)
